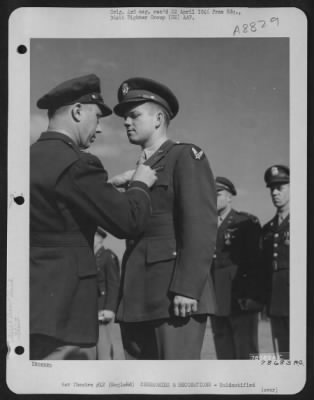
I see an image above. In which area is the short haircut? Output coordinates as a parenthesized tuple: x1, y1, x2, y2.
(149, 102, 170, 127)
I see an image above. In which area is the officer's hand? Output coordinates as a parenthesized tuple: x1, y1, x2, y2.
(132, 165, 157, 188)
(173, 295, 198, 317)
(98, 309, 115, 324)
(108, 170, 135, 187)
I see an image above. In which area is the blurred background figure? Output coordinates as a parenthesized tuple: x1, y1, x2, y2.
(262, 165, 290, 359)
(94, 227, 120, 360)
(210, 177, 264, 360)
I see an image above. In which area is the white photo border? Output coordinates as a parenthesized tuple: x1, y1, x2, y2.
(7, 6, 307, 395)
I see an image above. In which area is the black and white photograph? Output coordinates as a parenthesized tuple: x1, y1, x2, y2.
(7, 6, 307, 395)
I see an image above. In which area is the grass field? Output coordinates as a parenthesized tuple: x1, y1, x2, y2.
(110, 316, 274, 360)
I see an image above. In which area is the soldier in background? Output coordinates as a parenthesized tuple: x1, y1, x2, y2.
(262, 165, 290, 359)
(94, 227, 120, 360)
(210, 177, 263, 359)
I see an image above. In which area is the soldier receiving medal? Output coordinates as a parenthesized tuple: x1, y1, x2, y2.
(110, 77, 217, 360)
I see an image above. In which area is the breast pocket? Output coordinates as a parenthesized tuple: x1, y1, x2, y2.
(146, 238, 177, 264)
(153, 170, 169, 188)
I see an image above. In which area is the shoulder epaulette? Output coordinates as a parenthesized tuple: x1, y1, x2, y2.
(238, 211, 260, 224)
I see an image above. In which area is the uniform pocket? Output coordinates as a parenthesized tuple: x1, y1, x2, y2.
(154, 172, 169, 188)
(146, 238, 177, 264)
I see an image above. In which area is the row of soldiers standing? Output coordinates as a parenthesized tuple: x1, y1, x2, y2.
(211, 167, 289, 360)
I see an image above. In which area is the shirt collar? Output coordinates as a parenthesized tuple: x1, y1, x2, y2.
(219, 206, 232, 223)
(142, 137, 168, 160)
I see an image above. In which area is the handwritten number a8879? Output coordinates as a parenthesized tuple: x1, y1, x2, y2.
(233, 17, 279, 36)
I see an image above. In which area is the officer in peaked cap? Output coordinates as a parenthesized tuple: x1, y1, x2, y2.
(264, 165, 289, 187)
(110, 77, 217, 360)
(216, 176, 237, 196)
(261, 165, 290, 359)
(30, 74, 157, 360)
(210, 176, 263, 359)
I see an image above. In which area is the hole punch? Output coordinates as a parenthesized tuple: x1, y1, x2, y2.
(17, 45, 27, 54)
(15, 346, 24, 355)
(14, 196, 24, 205)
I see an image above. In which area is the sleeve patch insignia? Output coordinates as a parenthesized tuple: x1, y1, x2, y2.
(191, 146, 204, 160)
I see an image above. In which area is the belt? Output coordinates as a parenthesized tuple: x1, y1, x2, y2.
(30, 231, 90, 247)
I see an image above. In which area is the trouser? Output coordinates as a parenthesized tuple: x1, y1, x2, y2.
(210, 313, 259, 359)
(270, 316, 289, 359)
(120, 315, 207, 360)
(80, 323, 115, 360)
(30, 334, 96, 360)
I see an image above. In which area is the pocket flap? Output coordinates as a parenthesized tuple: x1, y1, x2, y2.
(154, 172, 169, 187)
(146, 238, 177, 264)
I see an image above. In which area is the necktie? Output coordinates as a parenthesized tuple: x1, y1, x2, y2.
(137, 150, 147, 165)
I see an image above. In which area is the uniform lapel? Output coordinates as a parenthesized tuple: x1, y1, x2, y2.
(269, 215, 278, 232)
(144, 139, 176, 168)
(219, 209, 234, 231)
(276, 214, 290, 232)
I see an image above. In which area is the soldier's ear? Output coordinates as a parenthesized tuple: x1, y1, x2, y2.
(155, 111, 163, 129)
(71, 103, 83, 122)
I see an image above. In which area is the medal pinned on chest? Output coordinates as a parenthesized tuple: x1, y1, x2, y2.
(283, 231, 290, 246)
(224, 231, 232, 246)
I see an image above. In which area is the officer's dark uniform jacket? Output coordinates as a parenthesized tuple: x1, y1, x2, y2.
(262, 215, 289, 316)
(30, 131, 151, 345)
(96, 248, 120, 312)
(212, 209, 262, 316)
(116, 139, 217, 322)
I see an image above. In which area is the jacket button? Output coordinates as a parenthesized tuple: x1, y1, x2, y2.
(274, 233, 279, 238)
(274, 243, 278, 247)
(273, 252, 278, 258)
(213, 254, 216, 259)
(100, 291, 105, 295)
(172, 251, 177, 256)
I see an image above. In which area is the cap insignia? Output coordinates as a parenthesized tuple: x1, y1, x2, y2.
(271, 167, 279, 176)
(122, 83, 129, 96)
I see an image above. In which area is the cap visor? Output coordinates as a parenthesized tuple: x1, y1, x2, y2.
(98, 103, 112, 117)
(267, 179, 290, 187)
(113, 99, 148, 117)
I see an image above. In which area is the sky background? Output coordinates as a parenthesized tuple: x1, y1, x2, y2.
(30, 38, 289, 259)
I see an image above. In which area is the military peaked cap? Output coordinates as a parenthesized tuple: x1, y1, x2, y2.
(215, 176, 237, 196)
(37, 74, 112, 117)
(113, 77, 179, 119)
(264, 165, 290, 187)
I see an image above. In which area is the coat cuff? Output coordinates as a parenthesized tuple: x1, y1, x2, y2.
(128, 180, 149, 192)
